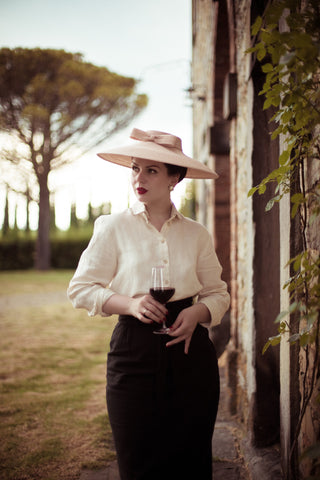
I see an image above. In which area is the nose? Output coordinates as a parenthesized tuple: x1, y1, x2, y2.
(136, 170, 146, 183)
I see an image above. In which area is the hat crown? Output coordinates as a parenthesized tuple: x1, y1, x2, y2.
(130, 128, 182, 151)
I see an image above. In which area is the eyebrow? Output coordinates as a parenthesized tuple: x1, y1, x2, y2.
(131, 160, 161, 169)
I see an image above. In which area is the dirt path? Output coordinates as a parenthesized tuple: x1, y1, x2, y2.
(0, 290, 68, 312)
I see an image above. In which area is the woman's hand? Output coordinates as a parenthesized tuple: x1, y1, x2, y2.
(102, 293, 167, 324)
(166, 303, 210, 354)
(130, 295, 168, 325)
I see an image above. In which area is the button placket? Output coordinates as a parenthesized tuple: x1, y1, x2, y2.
(159, 237, 170, 285)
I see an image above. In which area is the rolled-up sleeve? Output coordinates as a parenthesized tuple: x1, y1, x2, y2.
(196, 229, 230, 327)
(67, 216, 117, 317)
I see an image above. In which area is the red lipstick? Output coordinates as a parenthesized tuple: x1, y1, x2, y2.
(137, 187, 147, 195)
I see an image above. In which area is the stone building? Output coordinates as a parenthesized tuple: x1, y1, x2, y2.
(191, 1, 320, 479)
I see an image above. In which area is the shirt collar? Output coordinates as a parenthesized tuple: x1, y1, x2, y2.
(131, 201, 183, 221)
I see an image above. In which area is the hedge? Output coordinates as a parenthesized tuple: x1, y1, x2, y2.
(0, 237, 91, 270)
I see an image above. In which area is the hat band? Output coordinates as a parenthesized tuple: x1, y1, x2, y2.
(130, 128, 182, 151)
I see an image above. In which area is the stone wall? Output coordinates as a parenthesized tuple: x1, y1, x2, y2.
(192, 0, 217, 233)
(232, 0, 256, 422)
(192, 0, 319, 477)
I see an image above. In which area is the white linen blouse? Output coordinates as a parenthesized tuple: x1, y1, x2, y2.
(67, 202, 230, 327)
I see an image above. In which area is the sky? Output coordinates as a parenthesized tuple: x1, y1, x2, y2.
(0, 0, 192, 229)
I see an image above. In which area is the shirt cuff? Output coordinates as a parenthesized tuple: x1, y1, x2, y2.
(88, 289, 116, 317)
(198, 297, 228, 328)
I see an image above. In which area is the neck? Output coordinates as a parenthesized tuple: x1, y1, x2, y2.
(145, 200, 172, 231)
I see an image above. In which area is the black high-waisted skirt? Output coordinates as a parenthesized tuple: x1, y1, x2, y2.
(106, 298, 220, 480)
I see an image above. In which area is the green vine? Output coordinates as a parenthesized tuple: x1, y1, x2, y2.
(247, 0, 320, 474)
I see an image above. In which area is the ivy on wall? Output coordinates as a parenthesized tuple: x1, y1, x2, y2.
(247, 0, 320, 473)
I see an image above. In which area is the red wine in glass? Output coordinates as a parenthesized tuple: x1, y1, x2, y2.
(149, 287, 175, 304)
(150, 266, 175, 334)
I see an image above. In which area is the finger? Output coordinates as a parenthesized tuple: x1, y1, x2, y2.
(144, 306, 166, 324)
(184, 337, 191, 355)
(165, 335, 186, 348)
(168, 320, 180, 332)
(166, 335, 191, 354)
(149, 303, 168, 317)
(139, 305, 153, 323)
(169, 313, 184, 332)
(167, 324, 185, 336)
(142, 307, 164, 324)
(147, 296, 168, 315)
(140, 312, 153, 324)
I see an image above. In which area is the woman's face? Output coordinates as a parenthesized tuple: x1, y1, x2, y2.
(131, 157, 178, 206)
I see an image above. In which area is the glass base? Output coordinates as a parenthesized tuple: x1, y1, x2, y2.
(153, 327, 170, 335)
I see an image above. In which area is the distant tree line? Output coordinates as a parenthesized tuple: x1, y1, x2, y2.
(0, 187, 111, 237)
(0, 193, 112, 270)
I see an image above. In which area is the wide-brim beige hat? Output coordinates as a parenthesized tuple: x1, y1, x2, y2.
(97, 128, 218, 179)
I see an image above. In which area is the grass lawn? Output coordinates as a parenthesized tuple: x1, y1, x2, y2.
(0, 270, 75, 295)
(0, 270, 118, 480)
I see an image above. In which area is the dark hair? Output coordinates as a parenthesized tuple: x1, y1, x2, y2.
(165, 163, 187, 182)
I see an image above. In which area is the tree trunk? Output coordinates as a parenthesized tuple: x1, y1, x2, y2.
(25, 187, 30, 233)
(35, 175, 51, 270)
(2, 190, 9, 235)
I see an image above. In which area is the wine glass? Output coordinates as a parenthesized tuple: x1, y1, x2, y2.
(150, 266, 175, 334)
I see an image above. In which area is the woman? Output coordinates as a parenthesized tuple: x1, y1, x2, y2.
(68, 128, 230, 480)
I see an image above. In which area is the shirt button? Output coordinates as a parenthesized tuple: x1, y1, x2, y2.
(161, 238, 165, 243)
(163, 259, 168, 264)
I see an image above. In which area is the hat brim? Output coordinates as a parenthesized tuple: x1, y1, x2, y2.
(97, 142, 218, 179)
